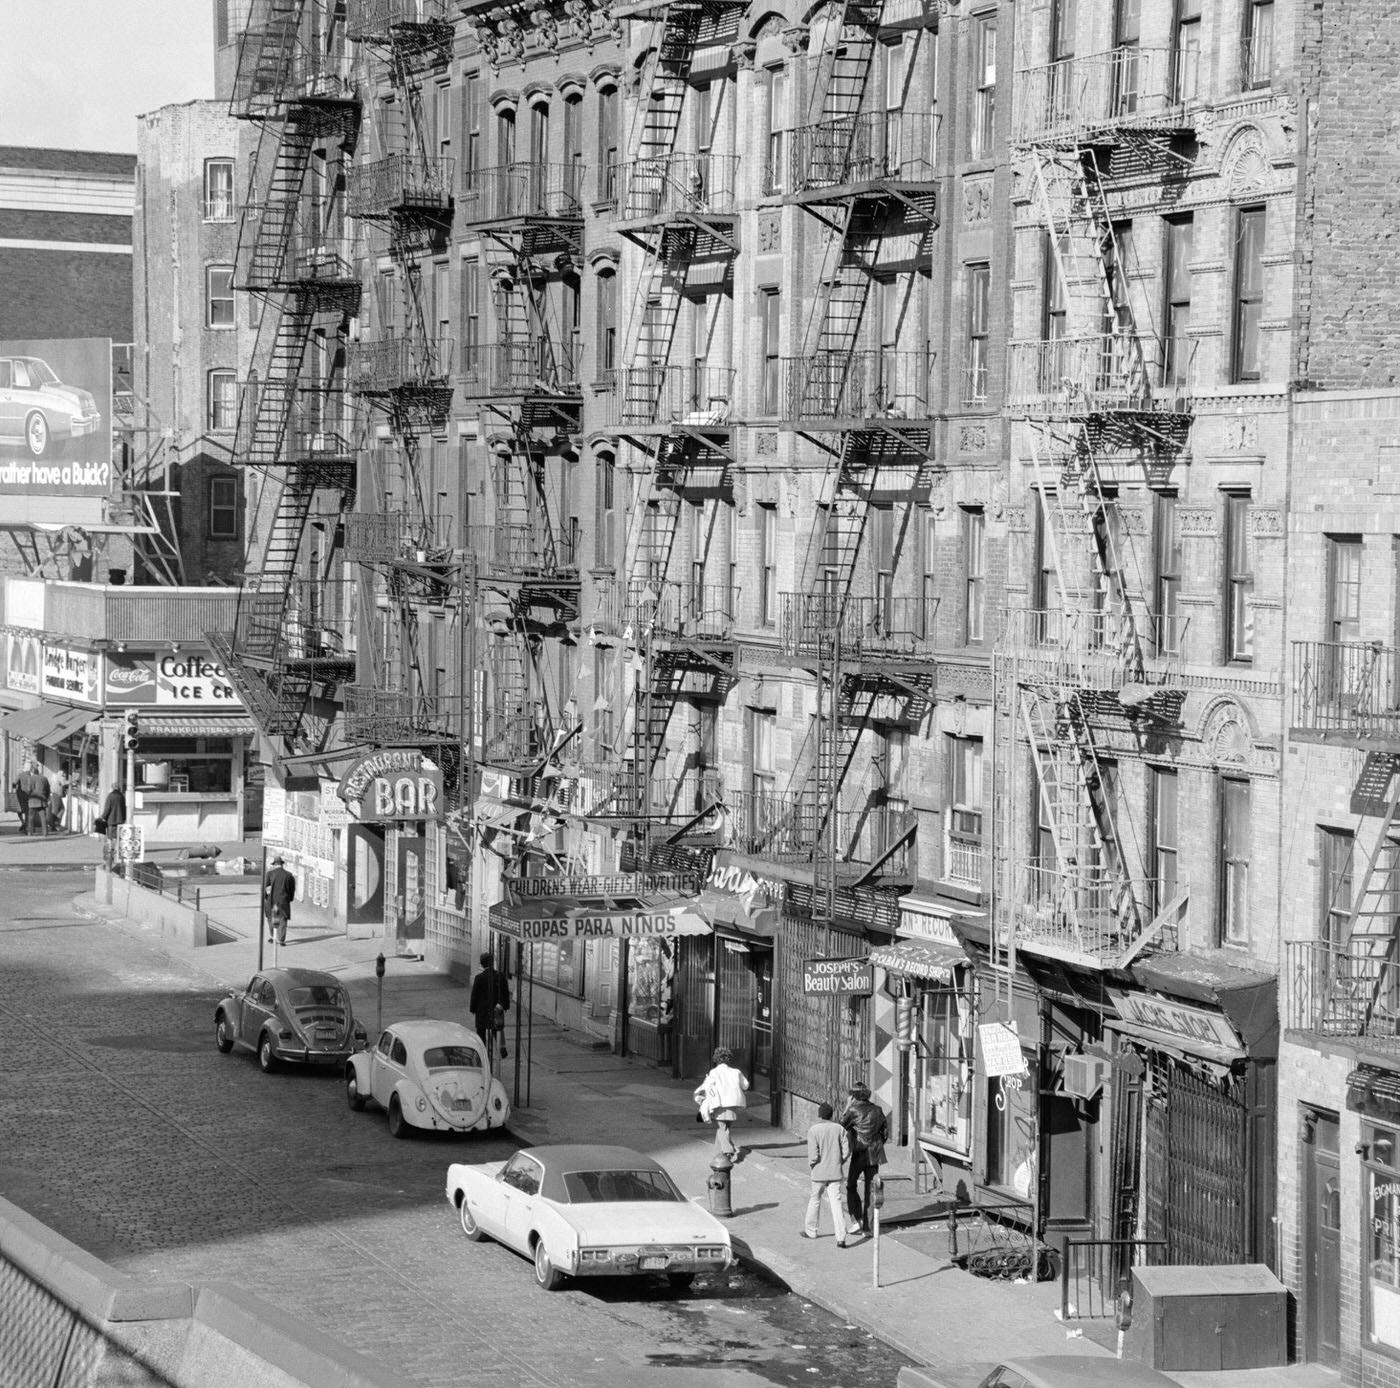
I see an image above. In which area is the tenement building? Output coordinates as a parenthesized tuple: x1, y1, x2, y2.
(215, 3, 1400, 1376)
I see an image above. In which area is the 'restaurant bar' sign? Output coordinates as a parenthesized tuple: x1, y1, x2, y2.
(802, 956, 873, 995)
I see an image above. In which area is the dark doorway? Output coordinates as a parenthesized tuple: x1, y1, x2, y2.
(1303, 1109, 1341, 1368)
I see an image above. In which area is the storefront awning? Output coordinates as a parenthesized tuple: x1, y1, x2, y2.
(137, 715, 258, 738)
(693, 884, 779, 939)
(1348, 1065, 1400, 1122)
(868, 938, 968, 982)
(1107, 1019, 1246, 1068)
(489, 894, 712, 943)
(1, 702, 94, 745)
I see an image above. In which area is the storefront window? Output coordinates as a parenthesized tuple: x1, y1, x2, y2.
(1367, 1123, 1400, 1349)
(137, 755, 233, 794)
(524, 939, 584, 998)
(986, 1057, 1036, 1200)
(921, 984, 972, 1153)
(627, 937, 672, 1026)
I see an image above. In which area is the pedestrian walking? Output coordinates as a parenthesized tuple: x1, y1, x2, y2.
(802, 1101, 851, 1245)
(693, 1046, 749, 1160)
(11, 771, 29, 835)
(841, 1080, 889, 1235)
(19, 762, 49, 837)
(264, 854, 296, 946)
(469, 951, 511, 1060)
(47, 772, 66, 833)
(98, 784, 126, 867)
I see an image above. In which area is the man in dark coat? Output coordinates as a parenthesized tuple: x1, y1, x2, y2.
(264, 854, 297, 946)
(469, 951, 511, 1059)
(100, 784, 126, 866)
(841, 1080, 889, 1235)
(18, 763, 49, 836)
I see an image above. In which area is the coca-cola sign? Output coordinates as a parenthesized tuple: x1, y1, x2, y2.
(104, 651, 243, 708)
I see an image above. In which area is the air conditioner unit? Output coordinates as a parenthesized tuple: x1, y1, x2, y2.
(1061, 1053, 1108, 1101)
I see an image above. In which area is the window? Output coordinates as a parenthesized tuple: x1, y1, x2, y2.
(945, 735, 984, 887)
(1174, 0, 1202, 101)
(597, 86, 619, 203)
(1224, 492, 1254, 661)
(207, 369, 237, 432)
(1327, 535, 1363, 645)
(206, 265, 235, 328)
(529, 102, 549, 166)
(1040, 234, 1068, 390)
(207, 475, 239, 539)
(596, 270, 617, 374)
(1033, 489, 1060, 640)
(750, 708, 775, 801)
(872, 504, 895, 626)
(1154, 492, 1182, 656)
(1163, 215, 1194, 386)
(971, 15, 997, 160)
(462, 257, 480, 371)
(1051, 0, 1075, 60)
(1049, 0, 1074, 122)
(592, 649, 614, 751)
(496, 107, 516, 165)
(759, 288, 781, 414)
(759, 502, 777, 626)
(203, 159, 234, 221)
(963, 507, 985, 643)
(1112, 0, 1141, 115)
(435, 82, 452, 163)
(1094, 759, 1120, 875)
(463, 73, 483, 190)
(1243, 0, 1274, 89)
(1219, 777, 1250, 944)
(966, 262, 990, 402)
(1150, 766, 1178, 916)
(1319, 827, 1353, 952)
(922, 512, 938, 638)
(1231, 207, 1265, 382)
(875, 726, 908, 856)
(596, 452, 616, 568)
(214, 0, 235, 48)
(764, 69, 789, 194)
(563, 92, 583, 191)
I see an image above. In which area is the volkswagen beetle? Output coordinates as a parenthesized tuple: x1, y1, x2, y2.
(214, 968, 366, 1072)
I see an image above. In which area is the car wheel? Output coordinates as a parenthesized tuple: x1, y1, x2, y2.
(387, 1096, 409, 1139)
(458, 1195, 486, 1242)
(24, 411, 49, 459)
(532, 1238, 564, 1291)
(215, 1013, 234, 1054)
(346, 1068, 365, 1111)
(257, 1033, 277, 1073)
(667, 1272, 696, 1292)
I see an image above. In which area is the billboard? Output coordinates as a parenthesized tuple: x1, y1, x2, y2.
(103, 651, 243, 708)
(42, 643, 103, 706)
(0, 338, 112, 497)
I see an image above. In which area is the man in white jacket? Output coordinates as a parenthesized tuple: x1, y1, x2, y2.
(694, 1046, 749, 1159)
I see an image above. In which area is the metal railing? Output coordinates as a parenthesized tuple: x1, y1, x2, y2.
(782, 350, 934, 423)
(1291, 640, 1400, 742)
(460, 338, 581, 398)
(999, 607, 1188, 687)
(347, 153, 455, 217)
(343, 686, 464, 745)
(1007, 335, 1195, 417)
(230, 3, 354, 117)
(600, 365, 735, 430)
(789, 111, 938, 194)
(344, 510, 455, 566)
(236, 211, 358, 293)
(779, 593, 939, 661)
(611, 154, 741, 221)
(348, 336, 455, 394)
(727, 789, 917, 874)
(347, 0, 452, 42)
(481, 699, 551, 769)
(43, 585, 240, 646)
(625, 581, 735, 642)
(465, 524, 578, 576)
(1060, 1239, 1167, 1321)
(945, 833, 985, 889)
(235, 580, 356, 663)
(280, 389, 358, 461)
(1287, 940, 1400, 1038)
(1014, 47, 1191, 145)
(1000, 864, 1173, 964)
(459, 162, 585, 223)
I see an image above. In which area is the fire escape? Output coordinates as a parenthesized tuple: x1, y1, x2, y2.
(998, 41, 1196, 972)
(749, 0, 938, 913)
(341, 0, 461, 775)
(591, 0, 743, 857)
(212, 0, 362, 761)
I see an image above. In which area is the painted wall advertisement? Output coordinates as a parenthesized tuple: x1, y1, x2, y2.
(104, 652, 243, 708)
(5, 633, 39, 694)
(0, 338, 113, 495)
(41, 644, 102, 705)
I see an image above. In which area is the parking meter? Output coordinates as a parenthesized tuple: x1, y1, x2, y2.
(375, 952, 385, 1036)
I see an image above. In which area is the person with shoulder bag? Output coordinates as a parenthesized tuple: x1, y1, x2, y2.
(470, 952, 511, 1061)
(693, 1046, 749, 1160)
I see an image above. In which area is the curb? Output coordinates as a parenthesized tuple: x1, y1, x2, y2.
(0, 861, 102, 872)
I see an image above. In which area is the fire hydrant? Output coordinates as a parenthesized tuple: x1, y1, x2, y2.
(707, 1152, 734, 1218)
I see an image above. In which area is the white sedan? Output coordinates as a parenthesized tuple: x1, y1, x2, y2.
(445, 1143, 733, 1292)
(346, 1020, 510, 1138)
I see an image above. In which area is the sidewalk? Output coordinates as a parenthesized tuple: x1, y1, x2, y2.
(73, 871, 1339, 1388)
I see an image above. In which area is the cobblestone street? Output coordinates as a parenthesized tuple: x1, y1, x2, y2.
(0, 871, 912, 1387)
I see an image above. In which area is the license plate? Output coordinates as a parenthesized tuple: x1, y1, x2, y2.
(315, 1028, 338, 1043)
(640, 1255, 668, 1271)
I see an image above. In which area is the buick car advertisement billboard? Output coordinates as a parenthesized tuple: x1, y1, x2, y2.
(0, 338, 112, 496)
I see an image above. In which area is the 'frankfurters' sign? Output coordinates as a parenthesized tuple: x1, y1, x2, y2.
(802, 956, 873, 996)
(338, 749, 443, 823)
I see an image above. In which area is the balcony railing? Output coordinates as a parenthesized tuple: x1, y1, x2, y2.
(782, 351, 934, 424)
(460, 339, 581, 398)
(600, 366, 735, 431)
(465, 524, 578, 578)
(633, 581, 735, 643)
(1292, 641, 1400, 745)
(344, 686, 463, 745)
(347, 154, 455, 218)
(481, 699, 551, 770)
(41, 585, 240, 646)
(779, 593, 940, 661)
(1000, 864, 1172, 966)
(344, 511, 455, 566)
(789, 111, 938, 195)
(348, 337, 455, 395)
(231, 2, 354, 118)
(1007, 335, 1194, 417)
(235, 580, 356, 663)
(727, 789, 917, 875)
(1288, 940, 1400, 1038)
(1000, 607, 1188, 688)
(459, 162, 585, 224)
(236, 210, 357, 293)
(611, 154, 741, 222)
(944, 833, 986, 889)
(1013, 47, 1191, 145)
(282, 390, 358, 461)
(346, 0, 451, 42)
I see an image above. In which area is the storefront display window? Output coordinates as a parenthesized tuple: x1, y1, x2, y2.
(135, 739, 235, 795)
(627, 937, 672, 1026)
(1366, 1122, 1400, 1350)
(921, 984, 972, 1153)
(524, 939, 584, 998)
(986, 1058, 1036, 1200)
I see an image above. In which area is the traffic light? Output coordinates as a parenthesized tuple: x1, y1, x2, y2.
(123, 708, 141, 753)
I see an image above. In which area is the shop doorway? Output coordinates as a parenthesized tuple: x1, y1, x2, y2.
(716, 938, 773, 1107)
(1303, 1109, 1341, 1367)
(347, 824, 385, 927)
(395, 834, 425, 944)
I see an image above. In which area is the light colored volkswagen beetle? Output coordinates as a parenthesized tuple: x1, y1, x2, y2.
(346, 1019, 510, 1138)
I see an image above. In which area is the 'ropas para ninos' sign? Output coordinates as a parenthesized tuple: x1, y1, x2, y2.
(337, 749, 443, 823)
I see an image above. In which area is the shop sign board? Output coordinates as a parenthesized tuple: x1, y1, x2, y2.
(802, 956, 874, 996)
(104, 651, 243, 708)
(706, 860, 783, 912)
(508, 872, 698, 901)
(41, 643, 101, 705)
(338, 748, 443, 823)
(5, 632, 39, 694)
(492, 906, 710, 941)
(898, 906, 960, 946)
(1107, 990, 1245, 1053)
(319, 779, 349, 829)
(978, 1021, 1029, 1078)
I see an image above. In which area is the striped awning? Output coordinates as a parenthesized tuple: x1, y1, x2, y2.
(137, 715, 257, 738)
(867, 938, 967, 981)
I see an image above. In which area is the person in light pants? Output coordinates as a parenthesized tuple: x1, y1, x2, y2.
(802, 1102, 851, 1246)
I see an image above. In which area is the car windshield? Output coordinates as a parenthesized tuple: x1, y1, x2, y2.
(287, 985, 346, 1009)
(422, 1045, 482, 1071)
(27, 360, 58, 387)
(562, 1168, 684, 1204)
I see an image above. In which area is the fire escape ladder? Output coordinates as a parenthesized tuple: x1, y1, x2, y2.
(808, 0, 885, 130)
(639, 3, 706, 163)
(230, 0, 307, 119)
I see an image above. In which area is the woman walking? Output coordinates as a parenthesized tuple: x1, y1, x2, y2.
(694, 1046, 749, 1160)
